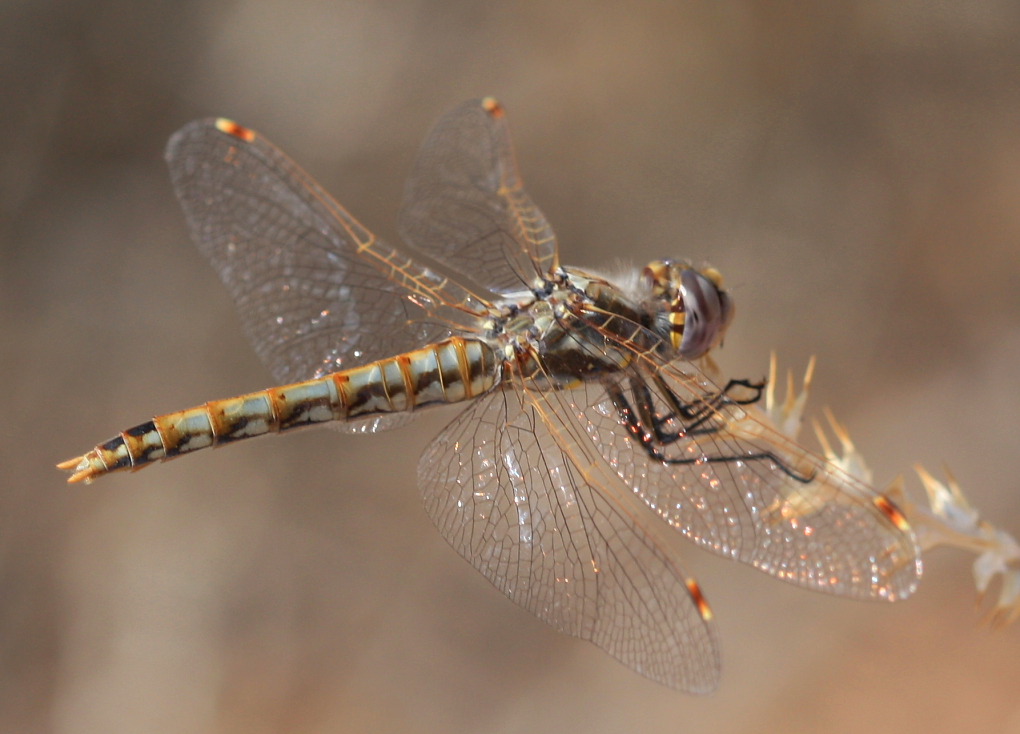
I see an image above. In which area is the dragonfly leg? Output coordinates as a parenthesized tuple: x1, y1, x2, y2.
(651, 375, 764, 427)
(629, 375, 764, 442)
(606, 380, 814, 484)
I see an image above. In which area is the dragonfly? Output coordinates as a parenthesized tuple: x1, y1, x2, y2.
(59, 98, 922, 693)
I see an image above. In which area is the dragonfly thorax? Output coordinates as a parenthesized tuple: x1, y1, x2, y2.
(486, 274, 579, 350)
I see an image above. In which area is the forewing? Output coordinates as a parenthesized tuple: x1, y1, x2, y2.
(573, 360, 921, 601)
(166, 119, 486, 391)
(419, 385, 721, 693)
(399, 99, 559, 295)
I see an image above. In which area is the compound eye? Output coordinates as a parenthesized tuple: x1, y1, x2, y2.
(677, 269, 725, 359)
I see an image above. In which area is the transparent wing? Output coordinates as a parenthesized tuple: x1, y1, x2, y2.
(561, 311, 921, 601)
(419, 383, 721, 693)
(166, 119, 488, 392)
(399, 98, 559, 295)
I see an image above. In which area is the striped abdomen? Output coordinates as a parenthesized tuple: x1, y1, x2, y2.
(59, 337, 500, 483)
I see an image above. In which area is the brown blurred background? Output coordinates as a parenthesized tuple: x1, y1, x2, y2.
(4, 1, 1020, 732)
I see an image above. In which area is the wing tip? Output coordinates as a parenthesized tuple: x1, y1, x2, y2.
(480, 97, 504, 119)
(165, 117, 254, 163)
(214, 118, 256, 142)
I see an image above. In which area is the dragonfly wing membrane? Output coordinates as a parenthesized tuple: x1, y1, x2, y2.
(568, 358, 921, 601)
(166, 119, 482, 386)
(399, 99, 559, 295)
(419, 384, 721, 692)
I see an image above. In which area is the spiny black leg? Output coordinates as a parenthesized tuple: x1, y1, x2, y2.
(652, 376, 767, 437)
(690, 452, 816, 483)
(607, 379, 815, 484)
(629, 377, 721, 443)
(629, 377, 661, 441)
(644, 375, 712, 422)
(636, 375, 732, 441)
(719, 378, 766, 406)
(607, 381, 662, 456)
(638, 375, 765, 437)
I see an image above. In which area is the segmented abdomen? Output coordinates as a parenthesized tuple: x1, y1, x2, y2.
(60, 337, 499, 483)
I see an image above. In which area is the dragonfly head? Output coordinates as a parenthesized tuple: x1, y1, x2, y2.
(642, 260, 734, 359)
